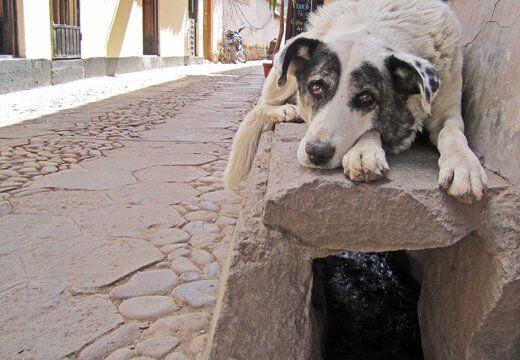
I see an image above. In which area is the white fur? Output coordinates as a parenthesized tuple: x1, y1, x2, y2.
(224, 0, 487, 202)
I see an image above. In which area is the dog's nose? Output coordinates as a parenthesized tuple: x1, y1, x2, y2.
(305, 140, 335, 166)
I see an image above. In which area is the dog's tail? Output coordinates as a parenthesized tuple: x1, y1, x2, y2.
(224, 107, 265, 189)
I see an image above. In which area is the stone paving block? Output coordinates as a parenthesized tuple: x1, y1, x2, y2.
(149, 228, 191, 246)
(10, 189, 112, 215)
(0, 213, 81, 254)
(160, 143, 226, 155)
(29, 169, 136, 190)
(79, 324, 141, 360)
(135, 335, 179, 358)
(151, 153, 217, 166)
(134, 165, 208, 183)
(105, 347, 137, 360)
(165, 352, 189, 360)
(172, 280, 218, 307)
(145, 312, 211, 336)
(200, 189, 242, 204)
(140, 128, 233, 142)
(73, 204, 184, 237)
(109, 269, 179, 300)
(20, 235, 163, 289)
(0, 283, 123, 359)
(0, 254, 26, 292)
(81, 155, 154, 171)
(118, 296, 178, 321)
(183, 221, 219, 236)
(107, 182, 199, 205)
(171, 257, 200, 274)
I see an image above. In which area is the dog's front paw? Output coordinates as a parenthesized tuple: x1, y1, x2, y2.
(438, 149, 487, 203)
(280, 104, 299, 122)
(343, 145, 389, 182)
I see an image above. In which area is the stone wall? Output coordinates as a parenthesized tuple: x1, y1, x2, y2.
(449, 0, 520, 184)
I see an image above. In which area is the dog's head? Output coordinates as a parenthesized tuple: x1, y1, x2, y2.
(276, 37, 441, 169)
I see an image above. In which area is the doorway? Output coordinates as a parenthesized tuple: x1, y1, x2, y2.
(0, 0, 17, 56)
(143, 0, 159, 55)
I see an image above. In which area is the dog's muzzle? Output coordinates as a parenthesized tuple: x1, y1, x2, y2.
(305, 140, 336, 166)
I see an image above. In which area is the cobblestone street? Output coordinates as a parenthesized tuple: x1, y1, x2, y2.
(0, 65, 263, 359)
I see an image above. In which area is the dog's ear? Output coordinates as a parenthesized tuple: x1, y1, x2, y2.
(276, 37, 322, 87)
(385, 53, 441, 115)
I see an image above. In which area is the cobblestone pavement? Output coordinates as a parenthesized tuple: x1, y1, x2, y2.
(0, 61, 261, 128)
(0, 65, 263, 359)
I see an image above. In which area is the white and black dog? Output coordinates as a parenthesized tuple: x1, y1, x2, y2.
(224, 0, 486, 203)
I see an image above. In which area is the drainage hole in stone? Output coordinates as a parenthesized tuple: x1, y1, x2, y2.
(312, 251, 423, 360)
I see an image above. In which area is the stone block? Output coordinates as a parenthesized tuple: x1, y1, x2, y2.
(207, 125, 518, 360)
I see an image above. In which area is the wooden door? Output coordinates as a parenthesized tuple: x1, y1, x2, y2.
(143, 0, 159, 55)
(203, 0, 212, 60)
(52, 0, 81, 59)
(0, 0, 17, 56)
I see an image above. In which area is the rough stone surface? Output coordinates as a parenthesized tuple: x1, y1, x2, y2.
(145, 312, 211, 336)
(172, 280, 218, 307)
(108, 182, 199, 205)
(190, 249, 215, 266)
(208, 123, 519, 360)
(183, 221, 219, 236)
(171, 257, 200, 274)
(73, 204, 184, 237)
(0, 201, 11, 216)
(20, 235, 163, 289)
(165, 352, 189, 360)
(0, 214, 81, 254)
(0, 66, 259, 359)
(263, 124, 507, 252)
(29, 169, 136, 190)
(10, 190, 112, 215)
(134, 166, 208, 183)
(79, 324, 141, 360)
(0, 283, 123, 359)
(105, 347, 137, 360)
(110, 270, 179, 300)
(118, 296, 178, 321)
(135, 335, 179, 358)
(449, 0, 520, 184)
(149, 228, 191, 246)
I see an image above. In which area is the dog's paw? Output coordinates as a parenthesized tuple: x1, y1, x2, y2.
(279, 104, 299, 122)
(438, 149, 487, 203)
(343, 145, 389, 182)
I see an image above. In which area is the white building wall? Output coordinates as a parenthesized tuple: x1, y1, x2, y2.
(158, 0, 189, 57)
(17, 0, 52, 59)
(81, 0, 144, 59)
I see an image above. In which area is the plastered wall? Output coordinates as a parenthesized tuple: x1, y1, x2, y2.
(81, 0, 144, 59)
(158, 0, 188, 57)
(16, 0, 52, 59)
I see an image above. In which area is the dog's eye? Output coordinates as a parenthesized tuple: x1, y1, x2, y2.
(356, 92, 375, 105)
(309, 82, 324, 96)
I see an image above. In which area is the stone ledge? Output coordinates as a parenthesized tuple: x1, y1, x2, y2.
(207, 123, 519, 360)
(263, 123, 509, 252)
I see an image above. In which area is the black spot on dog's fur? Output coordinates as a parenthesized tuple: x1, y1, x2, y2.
(429, 77, 439, 92)
(295, 43, 342, 112)
(349, 62, 418, 153)
(425, 88, 431, 102)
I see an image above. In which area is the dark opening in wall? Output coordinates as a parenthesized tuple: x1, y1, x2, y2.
(312, 251, 423, 360)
